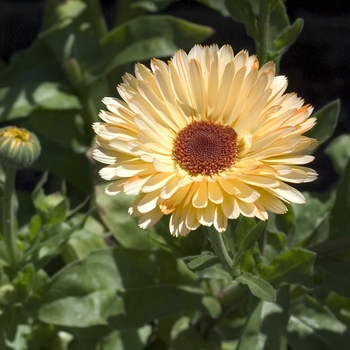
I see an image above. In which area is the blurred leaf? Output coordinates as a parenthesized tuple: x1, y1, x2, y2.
(316, 257, 350, 298)
(233, 221, 265, 267)
(0, 40, 80, 121)
(196, 0, 230, 16)
(85, 15, 213, 84)
(25, 110, 88, 151)
(25, 248, 208, 328)
(286, 295, 350, 350)
(236, 272, 276, 302)
(12, 264, 35, 302)
(132, 0, 178, 12)
(225, 0, 258, 40)
(262, 248, 316, 287)
(236, 296, 263, 350)
(94, 183, 158, 250)
(101, 326, 152, 350)
(329, 157, 350, 239)
(325, 134, 350, 176)
(170, 316, 220, 350)
(306, 99, 340, 147)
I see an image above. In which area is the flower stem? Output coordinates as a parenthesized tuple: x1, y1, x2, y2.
(257, 0, 270, 65)
(2, 165, 18, 268)
(207, 226, 233, 271)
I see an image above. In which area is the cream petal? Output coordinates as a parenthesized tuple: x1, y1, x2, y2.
(192, 182, 208, 208)
(138, 208, 164, 229)
(141, 173, 176, 193)
(105, 179, 126, 195)
(208, 181, 223, 204)
(214, 206, 228, 232)
(137, 191, 160, 213)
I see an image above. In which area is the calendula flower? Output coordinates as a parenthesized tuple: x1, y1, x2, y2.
(93, 44, 317, 237)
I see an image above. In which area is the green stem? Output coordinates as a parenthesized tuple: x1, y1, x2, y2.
(256, 0, 270, 65)
(2, 166, 18, 267)
(207, 226, 233, 271)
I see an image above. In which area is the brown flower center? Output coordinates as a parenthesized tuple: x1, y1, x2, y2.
(172, 120, 238, 176)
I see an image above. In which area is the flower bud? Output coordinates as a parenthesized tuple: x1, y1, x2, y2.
(0, 126, 41, 168)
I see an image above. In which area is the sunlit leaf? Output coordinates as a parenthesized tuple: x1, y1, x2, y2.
(262, 248, 316, 287)
(236, 272, 276, 302)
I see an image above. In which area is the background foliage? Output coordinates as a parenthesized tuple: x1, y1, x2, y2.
(0, 0, 350, 349)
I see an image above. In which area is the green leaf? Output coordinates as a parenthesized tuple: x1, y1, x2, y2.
(329, 157, 350, 239)
(225, 0, 258, 40)
(325, 134, 350, 176)
(262, 248, 316, 287)
(291, 191, 335, 246)
(187, 252, 232, 281)
(196, 0, 230, 16)
(84, 15, 213, 84)
(170, 316, 220, 350)
(0, 40, 80, 121)
(286, 295, 350, 350)
(316, 257, 350, 297)
(236, 272, 276, 302)
(236, 296, 263, 350)
(234, 221, 265, 266)
(25, 248, 208, 328)
(306, 99, 340, 147)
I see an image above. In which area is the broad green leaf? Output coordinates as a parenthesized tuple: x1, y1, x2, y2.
(329, 157, 350, 239)
(25, 248, 208, 328)
(234, 221, 265, 266)
(286, 295, 350, 350)
(84, 15, 213, 84)
(325, 134, 350, 176)
(236, 272, 276, 302)
(62, 215, 107, 262)
(306, 99, 340, 147)
(236, 296, 263, 350)
(316, 257, 350, 297)
(0, 40, 80, 121)
(187, 252, 232, 281)
(259, 285, 290, 350)
(262, 248, 316, 287)
(291, 191, 334, 246)
(196, 0, 230, 16)
(25, 110, 88, 151)
(225, 0, 258, 40)
(94, 183, 158, 250)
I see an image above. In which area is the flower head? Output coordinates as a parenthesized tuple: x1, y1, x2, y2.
(0, 126, 41, 168)
(93, 45, 317, 236)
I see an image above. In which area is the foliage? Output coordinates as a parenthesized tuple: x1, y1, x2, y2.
(0, 0, 349, 349)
